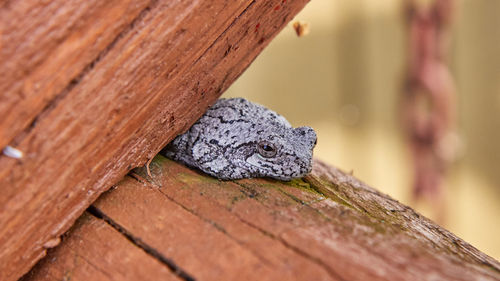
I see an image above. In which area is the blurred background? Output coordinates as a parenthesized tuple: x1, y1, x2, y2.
(223, 0, 500, 260)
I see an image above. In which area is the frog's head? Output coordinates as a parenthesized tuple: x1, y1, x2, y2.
(241, 125, 317, 181)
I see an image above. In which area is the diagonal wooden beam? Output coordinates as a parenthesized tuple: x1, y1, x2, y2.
(0, 0, 151, 149)
(0, 0, 310, 280)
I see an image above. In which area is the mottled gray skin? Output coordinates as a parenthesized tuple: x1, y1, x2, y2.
(162, 98, 317, 181)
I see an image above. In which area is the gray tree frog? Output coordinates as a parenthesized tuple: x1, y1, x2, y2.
(162, 98, 317, 180)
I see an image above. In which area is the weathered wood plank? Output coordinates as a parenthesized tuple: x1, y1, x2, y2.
(56, 156, 499, 280)
(21, 213, 182, 281)
(0, 0, 310, 280)
(0, 0, 150, 149)
(90, 169, 334, 280)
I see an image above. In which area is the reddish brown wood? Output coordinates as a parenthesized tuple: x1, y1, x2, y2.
(0, 0, 151, 149)
(89, 172, 332, 281)
(0, 0, 310, 280)
(24, 157, 500, 280)
(21, 213, 181, 281)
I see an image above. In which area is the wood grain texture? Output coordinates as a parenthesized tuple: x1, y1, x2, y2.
(91, 172, 333, 281)
(0, 0, 310, 280)
(24, 157, 500, 280)
(20, 213, 181, 281)
(0, 0, 151, 149)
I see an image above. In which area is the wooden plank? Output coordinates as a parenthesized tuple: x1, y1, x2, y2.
(67, 156, 498, 281)
(91, 169, 334, 280)
(21, 213, 182, 281)
(0, 0, 150, 149)
(0, 0, 310, 280)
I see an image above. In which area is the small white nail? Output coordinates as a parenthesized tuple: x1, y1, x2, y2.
(3, 145, 24, 159)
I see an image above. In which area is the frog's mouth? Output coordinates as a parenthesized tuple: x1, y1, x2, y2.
(243, 154, 305, 181)
(244, 154, 278, 172)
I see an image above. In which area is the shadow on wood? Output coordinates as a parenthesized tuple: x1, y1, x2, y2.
(22, 157, 500, 281)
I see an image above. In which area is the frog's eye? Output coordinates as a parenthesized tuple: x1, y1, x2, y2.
(257, 141, 277, 158)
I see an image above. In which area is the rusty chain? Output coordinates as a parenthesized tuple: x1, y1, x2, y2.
(402, 0, 456, 207)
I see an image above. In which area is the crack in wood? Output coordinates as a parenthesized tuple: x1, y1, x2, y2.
(86, 205, 196, 281)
